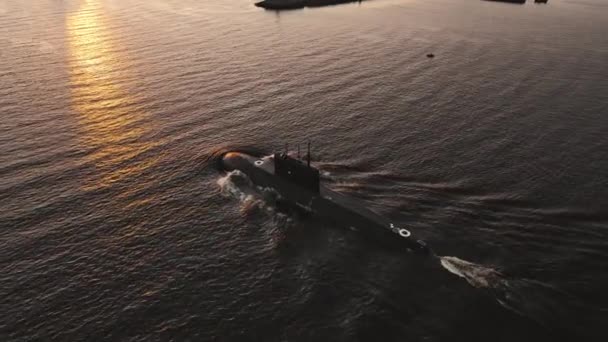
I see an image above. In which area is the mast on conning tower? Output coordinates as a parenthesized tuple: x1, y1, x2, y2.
(273, 140, 319, 193)
(307, 141, 311, 167)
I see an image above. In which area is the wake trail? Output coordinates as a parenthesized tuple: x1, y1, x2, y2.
(438, 256, 599, 338)
(217, 167, 600, 338)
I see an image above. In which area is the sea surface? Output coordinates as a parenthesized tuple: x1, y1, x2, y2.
(1, 0, 608, 341)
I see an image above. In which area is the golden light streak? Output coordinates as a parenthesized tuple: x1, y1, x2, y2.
(66, 0, 156, 191)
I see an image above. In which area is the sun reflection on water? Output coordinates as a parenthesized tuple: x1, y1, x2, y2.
(66, 0, 156, 191)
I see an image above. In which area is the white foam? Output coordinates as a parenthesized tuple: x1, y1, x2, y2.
(439, 256, 575, 329)
(217, 170, 276, 214)
(439, 256, 504, 289)
(217, 170, 251, 201)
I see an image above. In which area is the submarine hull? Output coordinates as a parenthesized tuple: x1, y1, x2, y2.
(221, 152, 429, 254)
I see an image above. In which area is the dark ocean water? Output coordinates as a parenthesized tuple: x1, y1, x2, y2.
(1, 0, 608, 340)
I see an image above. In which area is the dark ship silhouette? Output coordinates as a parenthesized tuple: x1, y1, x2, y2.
(220, 144, 430, 254)
(255, 0, 363, 10)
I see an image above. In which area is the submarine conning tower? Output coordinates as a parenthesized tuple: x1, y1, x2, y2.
(273, 143, 320, 194)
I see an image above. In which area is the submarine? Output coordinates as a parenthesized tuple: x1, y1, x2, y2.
(220, 144, 430, 254)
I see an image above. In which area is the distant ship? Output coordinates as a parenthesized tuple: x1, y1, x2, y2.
(482, 0, 526, 4)
(220, 145, 430, 254)
(255, 0, 363, 10)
